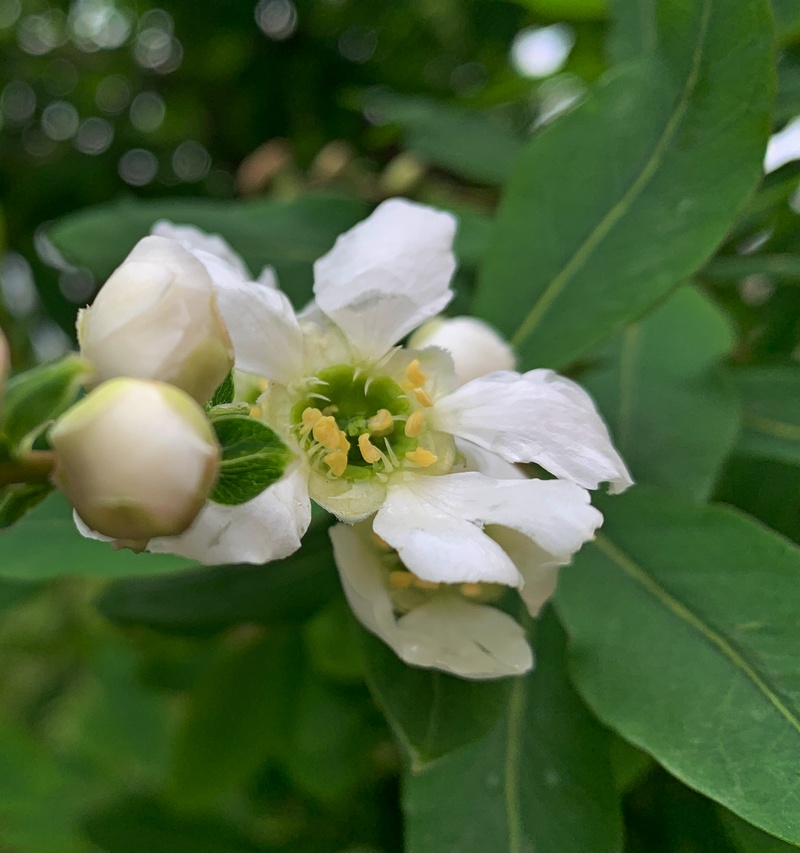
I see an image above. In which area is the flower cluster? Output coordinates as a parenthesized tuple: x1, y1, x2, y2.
(53, 198, 631, 679)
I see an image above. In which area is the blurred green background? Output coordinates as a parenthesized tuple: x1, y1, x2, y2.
(2, 0, 800, 850)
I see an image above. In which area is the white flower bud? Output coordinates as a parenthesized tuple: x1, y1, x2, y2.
(77, 235, 234, 404)
(409, 316, 516, 386)
(50, 378, 220, 542)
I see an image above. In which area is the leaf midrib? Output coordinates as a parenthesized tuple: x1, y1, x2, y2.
(510, 0, 714, 349)
(594, 532, 800, 738)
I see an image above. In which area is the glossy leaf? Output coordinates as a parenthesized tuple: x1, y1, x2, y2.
(0, 492, 190, 579)
(730, 366, 800, 465)
(358, 627, 511, 766)
(96, 522, 338, 634)
(404, 609, 623, 853)
(475, 0, 774, 370)
(556, 486, 800, 844)
(583, 287, 739, 501)
(723, 810, 800, 852)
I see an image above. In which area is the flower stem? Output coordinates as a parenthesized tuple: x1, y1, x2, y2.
(0, 451, 56, 486)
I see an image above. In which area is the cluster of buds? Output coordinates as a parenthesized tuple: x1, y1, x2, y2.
(47, 236, 238, 545)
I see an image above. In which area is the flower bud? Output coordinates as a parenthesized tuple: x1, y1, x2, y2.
(77, 235, 234, 404)
(409, 316, 515, 386)
(50, 378, 220, 542)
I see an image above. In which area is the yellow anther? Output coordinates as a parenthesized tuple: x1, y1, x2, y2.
(404, 410, 425, 437)
(405, 358, 428, 387)
(258, 379, 269, 392)
(414, 387, 434, 407)
(358, 433, 382, 464)
(322, 404, 339, 416)
(337, 429, 351, 452)
(413, 576, 440, 590)
(313, 415, 343, 450)
(372, 532, 393, 551)
(367, 408, 394, 434)
(299, 407, 323, 437)
(324, 450, 348, 477)
(460, 582, 483, 598)
(249, 404, 262, 420)
(389, 570, 413, 589)
(405, 448, 438, 467)
(400, 379, 415, 392)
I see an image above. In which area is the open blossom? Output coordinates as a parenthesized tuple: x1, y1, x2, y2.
(77, 235, 234, 405)
(51, 378, 220, 543)
(75, 199, 631, 602)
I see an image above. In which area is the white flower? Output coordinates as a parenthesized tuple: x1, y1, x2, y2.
(75, 200, 631, 583)
(51, 378, 220, 543)
(77, 235, 234, 405)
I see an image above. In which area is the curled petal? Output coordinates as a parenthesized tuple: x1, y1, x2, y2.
(313, 199, 456, 358)
(373, 472, 602, 586)
(147, 466, 311, 565)
(434, 369, 633, 493)
(331, 523, 532, 679)
(409, 316, 516, 386)
(151, 221, 251, 280)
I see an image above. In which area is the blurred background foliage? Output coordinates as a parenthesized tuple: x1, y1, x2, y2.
(1, 0, 800, 850)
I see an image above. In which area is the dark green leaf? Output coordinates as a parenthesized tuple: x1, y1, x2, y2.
(0, 484, 53, 530)
(0, 576, 40, 613)
(702, 254, 800, 284)
(96, 523, 338, 634)
(475, 0, 774, 370)
(723, 810, 800, 852)
(46, 194, 369, 306)
(583, 287, 739, 501)
(0, 492, 190, 579)
(730, 366, 800, 465)
(358, 626, 511, 766)
(404, 609, 623, 853)
(366, 92, 523, 186)
(210, 415, 292, 506)
(304, 596, 364, 682)
(556, 486, 800, 844)
(2, 354, 89, 448)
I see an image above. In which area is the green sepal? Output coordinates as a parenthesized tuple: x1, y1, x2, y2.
(2, 354, 90, 450)
(210, 415, 293, 506)
(207, 371, 235, 408)
(206, 403, 250, 419)
(0, 484, 53, 530)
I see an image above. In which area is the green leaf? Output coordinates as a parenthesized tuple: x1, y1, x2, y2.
(357, 626, 511, 766)
(582, 287, 739, 501)
(404, 609, 623, 853)
(730, 366, 800, 465)
(46, 194, 369, 307)
(0, 484, 53, 530)
(83, 796, 265, 853)
(0, 576, 40, 613)
(475, 0, 774, 370)
(723, 810, 800, 852)
(304, 595, 364, 682)
(2, 354, 90, 448)
(170, 630, 303, 804)
(207, 371, 235, 408)
(556, 486, 800, 844)
(366, 92, 523, 186)
(0, 492, 190, 579)
(702, 254, 800, 284)
(96, 522, 339, 634)
(209, 415, 292, 506)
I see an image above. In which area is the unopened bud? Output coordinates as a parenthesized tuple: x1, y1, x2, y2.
(50, 378, 220, 542)
(77, 236, 234, 404)
(409, 317, 516, 386)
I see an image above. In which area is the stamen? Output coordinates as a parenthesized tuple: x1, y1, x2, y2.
(337, 430, 351, 453)
(400, 379, 415, 393)
(324, 450, 348, 477)
(405, 359, 428, 387)
(389, 570, 413, 589)
(313, 415, 344, 450)
(404, 410, 425, 437)
(414, 387, 433, 407)
(299, 407, 323, 437)
(367, 408, 394, 435)
(358, 433, 382, 464)
(460, 582, 482, 597)
(405, 448, 438, 467)
(249, 404, 262, 420)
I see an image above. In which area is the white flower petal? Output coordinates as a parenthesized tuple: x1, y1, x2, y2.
(213, 275, 304, 385)
(374, 473, 602, 586)
(151, 221, 251, 280)
(147, 466, 311, 565)
(409, 316, 516, 386)
(330, 523, 531, 679)
(313, 199, 457, 358)
(434, 369, 633, 493)
(456, 438, 526, 480)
